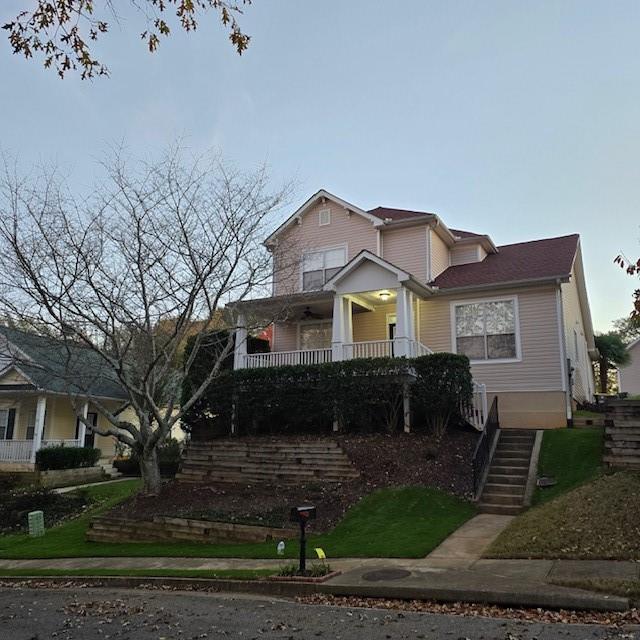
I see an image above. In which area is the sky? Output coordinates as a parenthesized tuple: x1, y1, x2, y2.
(1, 0, 639, 331)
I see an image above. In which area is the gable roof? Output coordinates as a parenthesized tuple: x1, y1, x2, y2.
(433, 234, 580, 291)
(367, 206, 436, 222)
(0, 326, 127, 400)
(323, 250, 435, 298)
(264, 189, 383, 246)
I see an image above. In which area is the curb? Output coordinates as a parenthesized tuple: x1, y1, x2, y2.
(0, 575, 630, 612)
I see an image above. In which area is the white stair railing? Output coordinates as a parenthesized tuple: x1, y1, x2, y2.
(466, 382, 488, 431)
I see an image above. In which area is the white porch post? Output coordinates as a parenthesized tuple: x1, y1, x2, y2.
(233, 312, 248, 370)
(30, 395, 46, 463)
(77, 400, 89, 447)
(331, 294, 346, 361)
(342, 296, 353, 345)
(394, 287, 414, 358)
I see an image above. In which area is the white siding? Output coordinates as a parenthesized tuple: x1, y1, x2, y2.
(450, 243, 481, 266)
(430, 231, 450, 278)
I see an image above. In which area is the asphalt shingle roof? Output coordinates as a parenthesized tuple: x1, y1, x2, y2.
(433, 234, 579, 290)
(0, 326, 127, 400)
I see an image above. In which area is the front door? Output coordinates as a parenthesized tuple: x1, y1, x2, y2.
(76, 412, 97, 447)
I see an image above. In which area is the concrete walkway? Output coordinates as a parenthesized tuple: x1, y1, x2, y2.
(423, 513, 513, 568)
(53, 477, 132, 494)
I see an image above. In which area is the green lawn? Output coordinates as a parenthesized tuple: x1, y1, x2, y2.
(534, 427, 603, 504)
(573, 409, 603, 419)
(0, 484, 475, 560)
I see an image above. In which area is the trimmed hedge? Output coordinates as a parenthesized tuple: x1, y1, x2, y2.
(35, 446, 101, 471)
(183, 353, 472, 437)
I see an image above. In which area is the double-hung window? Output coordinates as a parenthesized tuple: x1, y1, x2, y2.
(454, 298, 519, 361)
(299, 321, 332, 350)
(302, 247, 346, 291)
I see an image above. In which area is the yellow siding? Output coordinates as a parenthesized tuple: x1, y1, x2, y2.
(0, 368, 30, 385)
(418, 285, 564, 393)
(450, 244, 480, 266)
(430, 230, 449, 278)
(381, 227, 427, 281)
(352, 304, 396, 342)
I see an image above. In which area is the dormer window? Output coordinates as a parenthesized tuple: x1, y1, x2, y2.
(318, 209, 331, 226)
(302, 246, 346, 290)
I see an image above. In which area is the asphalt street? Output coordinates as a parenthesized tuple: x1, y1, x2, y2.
(0, 587, 633, 640)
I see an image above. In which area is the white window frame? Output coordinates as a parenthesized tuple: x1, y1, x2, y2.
(318, 208, 331, 226)
(450, 295, 522, 364)
(300, 243, 348, 291)
(297, 319, 333, 350)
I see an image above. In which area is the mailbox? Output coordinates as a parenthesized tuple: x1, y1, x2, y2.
(289, 505, 316, 523)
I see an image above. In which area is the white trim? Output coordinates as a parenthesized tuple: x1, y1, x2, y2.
(556, 286, 571, 419)
(376, 229, 382, 257)
(318, 208, 331, 226)
(426, 228, 432, 282)
(0, 363, 37, 386)
(264, 189, 382, 246)
(450, 295, 522, 364)
(300, 243, 348, 292)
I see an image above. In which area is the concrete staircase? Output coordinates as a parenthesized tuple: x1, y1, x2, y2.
(176, 440, 360, 485)
(99, 461, 122, 479)
(478, 429, 536, 515)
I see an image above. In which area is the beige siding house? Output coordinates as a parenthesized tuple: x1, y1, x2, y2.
(619, 339, 640, 396)
(232, 189, 598, 429)
(0, 327, 130, 470)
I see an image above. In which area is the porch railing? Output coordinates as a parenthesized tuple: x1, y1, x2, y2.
(472, 395, 499, 498)
(343, 340, 393, 359)
(244, 348, 332, 369)
(0, 438, 82, 463)
(0, 440, 33, 463)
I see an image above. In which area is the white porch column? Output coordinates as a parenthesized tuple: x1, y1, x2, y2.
(233, 313, 248, 370)
(394, 287, 414, 358)
(331, 294, 345, 361)
(30, 395, 46, 463)
(342, 296, 353, 344)
(77, 400, 89, 447)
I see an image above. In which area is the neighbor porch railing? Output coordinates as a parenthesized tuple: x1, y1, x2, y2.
(0, 438, 82, 463)
(243, 348, 332, 369)
(472, 395, 499, 498)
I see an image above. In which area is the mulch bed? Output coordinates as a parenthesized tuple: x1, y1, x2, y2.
(109, 427, 477, 532)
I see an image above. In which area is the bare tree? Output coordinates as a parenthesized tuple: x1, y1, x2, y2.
(0, 148, 293, 494)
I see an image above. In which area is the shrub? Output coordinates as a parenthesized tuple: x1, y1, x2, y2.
(182, 353, 473, 438)
(36, 446, 101, 471)
(113, 438, 183, 477)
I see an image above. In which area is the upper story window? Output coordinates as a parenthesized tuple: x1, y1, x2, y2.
(302, 247, 346, 291)
(453, 298, 519, 362)
(318, 209, 331, 226)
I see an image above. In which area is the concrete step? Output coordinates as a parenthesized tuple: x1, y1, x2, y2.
(480, 492, 523, 506)
(486, 473, 528, 486)
(477, 503, 524, 515)
(482, 483, 526, 496)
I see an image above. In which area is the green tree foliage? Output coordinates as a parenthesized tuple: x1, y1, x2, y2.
(613, 316, 640, 343)
(594, 332, 630, 393)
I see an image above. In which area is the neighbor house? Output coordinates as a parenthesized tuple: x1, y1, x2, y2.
(231, 189, 597, 428)
(619, 338, 640, 396)
(0, 326, 130, 470)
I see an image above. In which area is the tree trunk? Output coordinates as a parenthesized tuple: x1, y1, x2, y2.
(139, 447, 162, 495)
(599, 358, 609, 394)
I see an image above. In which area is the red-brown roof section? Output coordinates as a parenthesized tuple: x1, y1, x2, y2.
(433, 234, 579, 290)
(368, 206, 435, 221)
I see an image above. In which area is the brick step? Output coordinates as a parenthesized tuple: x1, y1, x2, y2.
(486, 473, 528, 486)
(477, 503, 523, 515)
(479, 493, 523, 506)
(482, 483, 526, 496)
(490, 465, 529, 476)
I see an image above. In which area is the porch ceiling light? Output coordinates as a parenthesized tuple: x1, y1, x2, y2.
(378, 291, 391, 302)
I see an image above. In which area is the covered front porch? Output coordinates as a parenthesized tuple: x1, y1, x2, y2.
(0, 392, 105, 467)
(234, 251, 434, 370)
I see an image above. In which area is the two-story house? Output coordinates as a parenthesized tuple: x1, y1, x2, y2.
(231, 189, 597, 429)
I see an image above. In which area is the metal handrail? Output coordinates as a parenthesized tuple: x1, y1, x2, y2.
(472, 395, 499, 498)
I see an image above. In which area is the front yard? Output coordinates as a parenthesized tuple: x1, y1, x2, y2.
(0, 482, 475, 560)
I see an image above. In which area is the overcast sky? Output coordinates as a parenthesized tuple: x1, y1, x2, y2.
(1, 1, 639, 331)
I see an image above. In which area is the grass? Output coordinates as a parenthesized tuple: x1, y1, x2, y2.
(550, 578, 640, 603)
(0, 568, 275, 580)
(0, 485, 475, 560)
(486, 470, 640, 559)
(533, 427, 603, 505)
(573, 409, 603, 419)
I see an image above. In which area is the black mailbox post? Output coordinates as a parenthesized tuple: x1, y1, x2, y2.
(289, 505, 316, 575)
